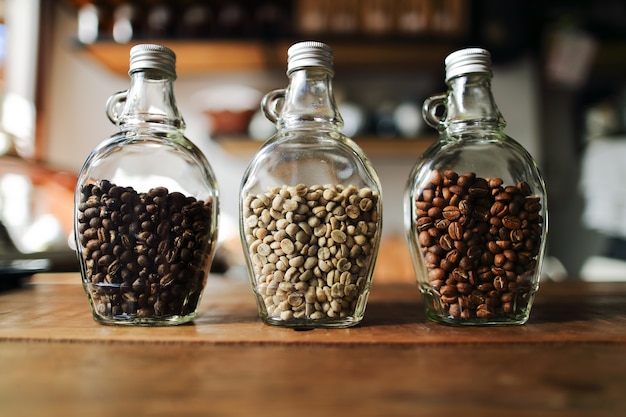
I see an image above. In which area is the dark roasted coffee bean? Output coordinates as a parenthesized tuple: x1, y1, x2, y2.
(490, 201, 508, 217)
(77, 180, 215, 321)
(468, 178, 489, 197)
(502, 215, 522, 230)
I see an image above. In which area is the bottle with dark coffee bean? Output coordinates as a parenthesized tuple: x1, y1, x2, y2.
(405, 48, 547, 325)
(74, 44, 219, 326)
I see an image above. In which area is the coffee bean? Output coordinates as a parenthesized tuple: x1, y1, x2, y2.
(440, 234, 454, 251)
(502, 215, 522, 230)
(77, 180, 215, 323)
(442, 206, 461, 220)
(448, 222, 463, 241)
(416, 217, 433, 231)
(244, 183, 380, 324)
(413, 169, 544, 322)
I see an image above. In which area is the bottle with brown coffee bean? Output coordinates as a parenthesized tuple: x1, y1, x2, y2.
(239, 41, 383, 328)
(74, 44, 219, 326)
(405, 48, 547, 325)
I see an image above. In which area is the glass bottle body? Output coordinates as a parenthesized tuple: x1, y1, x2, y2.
(240, 54, 383, 328)
(74, 64, 219, 326)
(406, 70, 547, 326)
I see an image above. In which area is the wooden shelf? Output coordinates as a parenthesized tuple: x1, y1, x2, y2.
(67, 0, 464, 75)
(78, 40, 270, 75)
(76, 40, 455, 76)
(216, 135, 437, 158)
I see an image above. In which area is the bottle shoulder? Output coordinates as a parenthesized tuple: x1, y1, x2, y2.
(256, 129, 367, 157)
(85, 126, 207, 164)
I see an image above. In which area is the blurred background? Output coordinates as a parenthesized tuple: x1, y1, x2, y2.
(1, 0, 626, 282)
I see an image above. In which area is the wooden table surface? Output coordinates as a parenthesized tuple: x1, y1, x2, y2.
(1, 271, 625, 417)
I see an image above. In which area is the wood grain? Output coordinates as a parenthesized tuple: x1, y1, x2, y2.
(2, 341, 623, 417)
(1, 273, 625, 345)
(1, 272, 625, 417)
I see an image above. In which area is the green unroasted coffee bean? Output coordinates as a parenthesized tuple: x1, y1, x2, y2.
(244, 183, 380, 322)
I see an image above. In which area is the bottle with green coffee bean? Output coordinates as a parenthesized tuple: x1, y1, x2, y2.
(239, 41, 383, 328)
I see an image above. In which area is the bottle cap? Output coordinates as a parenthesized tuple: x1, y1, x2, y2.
(129, 44, 176, 78)
(445, 48, 492, 82)
(287, 41, 334, 75)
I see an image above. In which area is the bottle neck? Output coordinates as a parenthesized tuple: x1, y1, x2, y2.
(278, 67, 343, 131)
(118, 69, 185, 130)
(443, 73, 504, 134)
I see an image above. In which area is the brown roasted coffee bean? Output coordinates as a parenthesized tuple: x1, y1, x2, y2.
(493, 276, 507, 291)
(456, 282, 472, 294)
(493, 253, 506, 267)
(446, 249, 461, 265)
(441, 295, 458, 304)
(430, 170, 444, 186)
(451, 268, 468, 282)
(448, 222, 463, 240)
(417, 217, 434, 231)
(432, 197, 447, 209)
(435, 218, 450, 230)
(440, 259, 454, 272)
(458, 199, 471, 215)
(414, 171, 544, 321)
(448, 303, 461, 318)
(440, 234, 455, 251)
(440, 285, 457, 296)
(424, 251, 440, 266)
(421, 190, 434, 203)
(524, 197, 541, 213)
(418, 231, 432, 246)
(456, 173, 475, 188)
(428, 268, 446, 281)
(489, 177, 503, 188)
(442, 206, 461, 220)
(518, 181, 532, 196)
(428, 206, 442, 219)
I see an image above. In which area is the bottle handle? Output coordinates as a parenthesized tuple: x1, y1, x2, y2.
(105, 90, 128, 124)
(422, 93, 446, 129)
(261, 88, 285, 124)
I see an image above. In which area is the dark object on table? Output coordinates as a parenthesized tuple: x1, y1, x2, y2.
(0, 219, 78, 292)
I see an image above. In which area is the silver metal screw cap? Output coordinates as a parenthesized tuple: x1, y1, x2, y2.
(129, 44, 176, 78)
(287, 41, 334, 75)
(445, 48, 492, 82)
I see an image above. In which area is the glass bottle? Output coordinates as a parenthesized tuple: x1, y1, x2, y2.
(405, 48, 548, 325)
(74, 44, 219, 326)
(239, 41, 383, 328)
